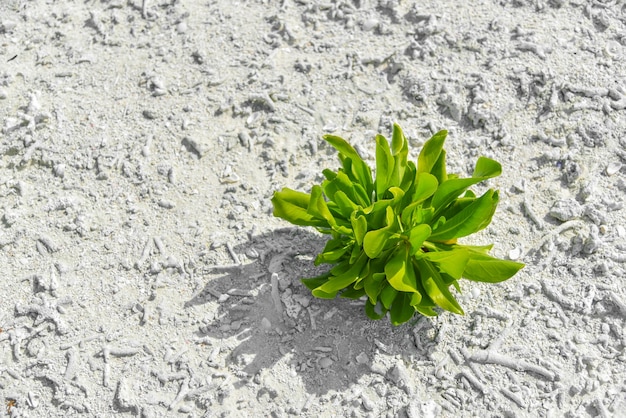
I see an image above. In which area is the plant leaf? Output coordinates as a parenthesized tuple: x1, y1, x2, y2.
(380, 284, 398, 310)
(429, 190, 499, 241)
(350, 213, 368, 246)
(375, 134, 394, 198)
(301, 273, 331, 291)
(323, 171, 357, 205)
(391, 123, 408, 189)
(430, 177, 487, 214)
(307, 185, 335, 225)
(414, 172, 439, 203)
(407, 224, 432, 255)
(315, 238, 352, 265)
(430, 148, 447, 184)
(414, 304, 438, 317)
(323, 134, 373, 201)
(385, 245, 419, 293)
(463, 251, 525, 283)
(340, 287, 366, 299)
(399, 161, 417, 198)
(363, 206, 396, 258)
(272, 188, 328, 228)
(312, 253, 369, 298)
(364, 272, 386, 304)
(332, 190, 359, 219)
(390, 292, 415, 325)
(417, 130, 447, 175)
(410, 291, 422, 306)
(420, 248, 470, 280)
(472, 156, 502, 178)
(365, 299, 387, 320)
(363, 228, 391, 259)
(431, 158, 501, 213)
(400, 173, 438, 224)
(416, 258, 464, 314)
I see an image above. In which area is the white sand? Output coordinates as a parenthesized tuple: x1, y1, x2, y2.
(1, 0, 625, 416)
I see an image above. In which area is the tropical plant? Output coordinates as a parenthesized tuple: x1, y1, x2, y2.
(272, 124, 524, 325)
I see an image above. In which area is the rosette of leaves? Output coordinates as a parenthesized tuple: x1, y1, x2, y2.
(271, 124, 524, 325)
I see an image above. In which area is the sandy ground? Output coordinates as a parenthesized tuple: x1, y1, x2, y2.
(1, 0, 626, 417)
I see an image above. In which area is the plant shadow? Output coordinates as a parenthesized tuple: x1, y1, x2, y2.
(185, 227, 441, 396)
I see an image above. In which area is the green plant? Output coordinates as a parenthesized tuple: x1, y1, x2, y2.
(271, 124, 524, 325)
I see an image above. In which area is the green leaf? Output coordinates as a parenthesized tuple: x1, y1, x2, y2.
(414, 304, 438, 317)
(323, 134, 373, 201)
(375, 134, 394, 198)
(430, 177, 488, 214)
(416, 258, 464, 315)
(322, 168, 337, 181)
(438, 195, 478, 221)
(350, 213, 368, 246)
(410, 286, 437, 316)
(332, 190, 359, 219)
(380, 285, 398, 310)
(364, 272, 386, 304)
(363, 206, 397, 258)
(365, 299, 387, 320)
(349, 242, 362, 264)
(420, 248, 470, 280)
(430, 148, 447, 184)
(463, 251, 525, 283)
(472, 156, 502, 178)
(400, 173, 438, 224)
(414, 172, 439, 203)
(391, 123, 409, 189)
(407, 224, 432, 256)
(307, 185, 335, 225)
(417, 130, 447, 175)
(340, 287, 366, 299)
(301, 273, 331, 291)
(322, 170, 352, 202)
(429, 190, 499, 241)
(322, 168, 372, 208)
(410, 291, 422, 306)
(315, 238, 352, 265)
(272, 188, 328, 228)
(385, 245, 419, 293)
(363, 228, 391, 259)
(399, 161, 417, 199)
(430, 156, 501, 213)
(390, 292, 415, 325)
(312, 253, 369, 298)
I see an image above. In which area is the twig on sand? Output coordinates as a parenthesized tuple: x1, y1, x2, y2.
(468, 350, 558, 381)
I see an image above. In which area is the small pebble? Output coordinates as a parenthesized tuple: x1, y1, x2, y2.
(362, 18, 379, 31)
(1, 20, 17, 32)
(260, 317, 271, 329)
(361, 394, 375, 411)
(53, 164, 66, 178)
(142, 109, 158, 120)
(548, 199, 582, 221)
(508, 246, 523, 260)
(356, 352, 370, 364)
(606, 162, 622, 176)
(176, 21, 188, 34)
(157, 199, 176, 209)
(319, 357, 333, 369)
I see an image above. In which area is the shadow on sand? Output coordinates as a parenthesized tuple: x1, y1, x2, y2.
(185, 227, 440, 396)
